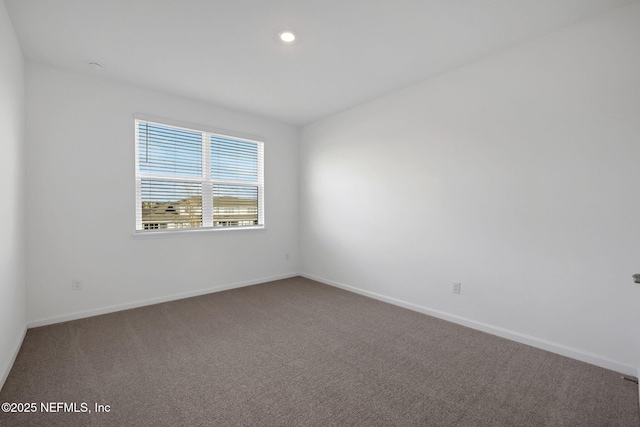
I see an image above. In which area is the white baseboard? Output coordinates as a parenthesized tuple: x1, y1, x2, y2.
(301, 273, 639, 377)
(0, 325, 27, 392)
(27, 273, 300, 328)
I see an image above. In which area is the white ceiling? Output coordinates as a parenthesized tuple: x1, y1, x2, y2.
(5, 0, 635, 125)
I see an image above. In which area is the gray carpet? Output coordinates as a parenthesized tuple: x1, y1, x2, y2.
(1, 276, 638, 426)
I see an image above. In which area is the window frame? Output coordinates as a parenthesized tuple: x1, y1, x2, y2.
(134, 115, 265, 236)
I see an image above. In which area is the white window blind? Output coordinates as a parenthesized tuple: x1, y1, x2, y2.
(135, 119, 264, 232)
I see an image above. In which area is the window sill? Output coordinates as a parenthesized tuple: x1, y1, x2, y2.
(132, 225, 265, 239)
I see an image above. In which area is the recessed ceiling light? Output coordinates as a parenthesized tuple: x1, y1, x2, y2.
(279, 31, 296, 43)
(89, 61, 104, 71)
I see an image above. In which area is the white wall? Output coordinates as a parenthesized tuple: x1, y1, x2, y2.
(26, 62, 299, 325)
(300, 2, 640, 375)
(0, 0, 26, 389)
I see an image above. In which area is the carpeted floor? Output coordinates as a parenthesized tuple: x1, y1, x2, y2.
(1, 276, 638, 426)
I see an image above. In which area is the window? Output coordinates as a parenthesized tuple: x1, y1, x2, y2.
(135, 119, 264, 232)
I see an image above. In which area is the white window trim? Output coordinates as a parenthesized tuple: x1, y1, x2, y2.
(133, 114, 265, 236)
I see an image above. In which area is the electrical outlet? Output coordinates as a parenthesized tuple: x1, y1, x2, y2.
(452, 282, 461, 294)
(72, 280, 82, 291)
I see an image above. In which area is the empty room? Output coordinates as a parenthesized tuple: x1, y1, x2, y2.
(1, 0, 639, 425)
